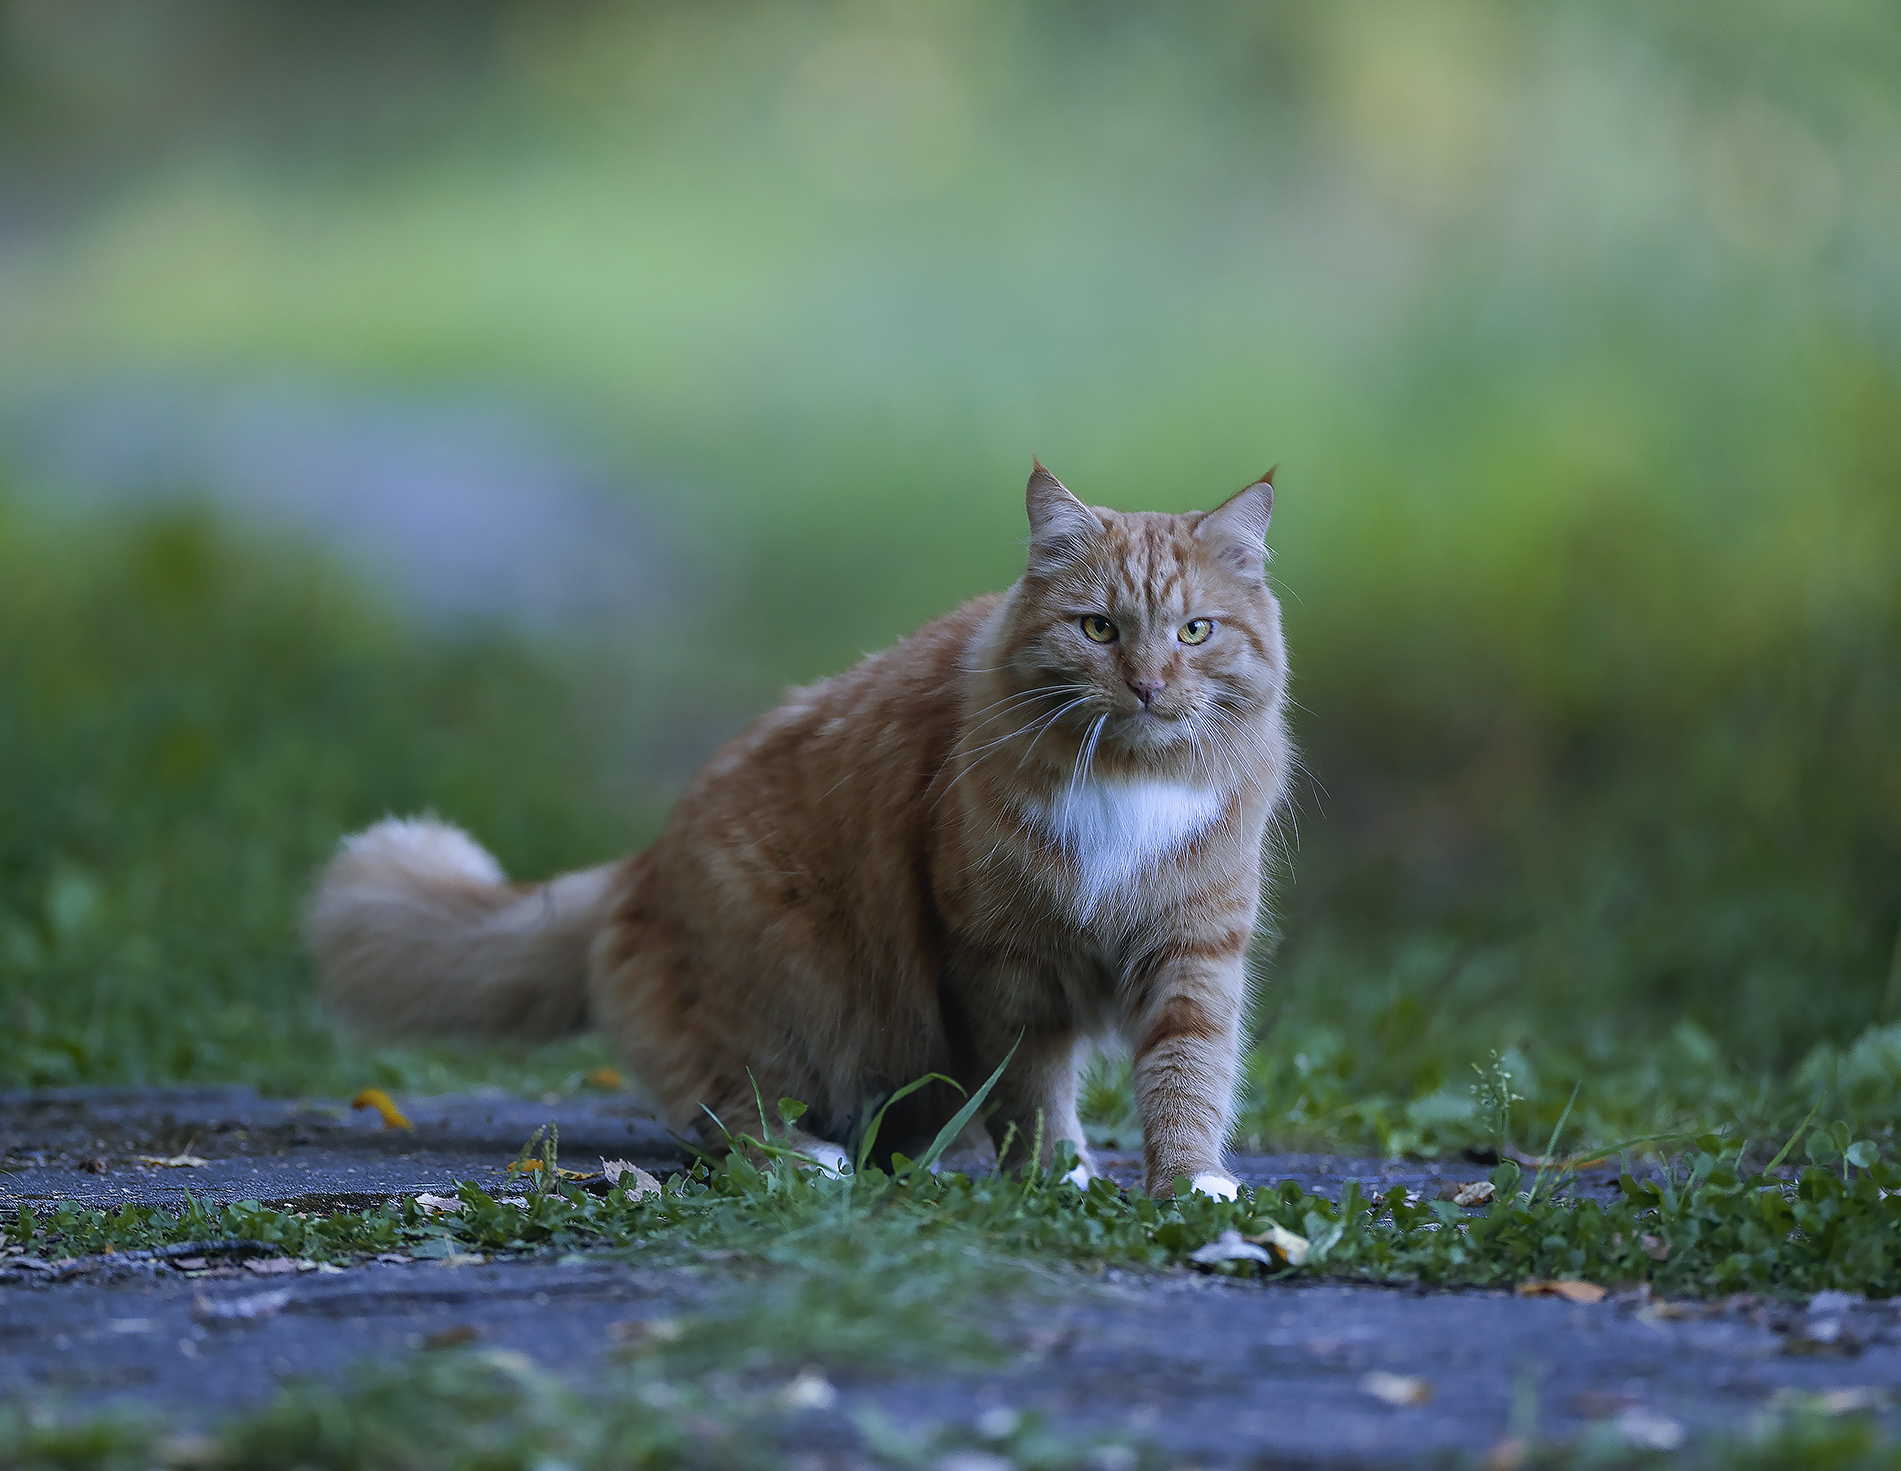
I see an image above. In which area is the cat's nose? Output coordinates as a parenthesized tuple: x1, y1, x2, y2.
(1128, 678, 1165, 706)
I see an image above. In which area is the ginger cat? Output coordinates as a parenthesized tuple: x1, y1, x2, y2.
(307, 463, 1291, 1197)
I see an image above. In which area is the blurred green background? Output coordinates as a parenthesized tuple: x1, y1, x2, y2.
(3, 1, 1897, 1156)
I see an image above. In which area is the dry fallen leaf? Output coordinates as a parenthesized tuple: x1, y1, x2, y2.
(351, 1088, 412, 1130)
(1243, 1222, 1312, 1266)
(413, 1193, 463, 1216)
(585, 1066, 624, 1090)
(1517, 1279, 1607, 1304)
(507, 1159, 599, 1181)
(600, 1159, 664, 1198)
(1440, 1181, 1496, 1207)
(1640, 1233, 1670, 1261)
(1360, 1371, 1432, 1407)
(137, 1154, 210, 1169)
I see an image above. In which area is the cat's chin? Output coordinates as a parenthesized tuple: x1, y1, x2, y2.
(1110, 711, 1197, 755)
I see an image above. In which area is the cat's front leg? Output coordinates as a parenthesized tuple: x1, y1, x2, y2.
(1128, 949, 1247, 1199)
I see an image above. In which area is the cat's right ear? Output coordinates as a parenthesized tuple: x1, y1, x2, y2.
(1025, 459, 1100, 563)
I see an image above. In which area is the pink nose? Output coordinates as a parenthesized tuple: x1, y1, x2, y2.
(1128, 679, 1164, 706)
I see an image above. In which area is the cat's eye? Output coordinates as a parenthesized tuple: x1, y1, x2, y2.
(1179, 619, 1214, 645)
(1080, 615, 1118, 644)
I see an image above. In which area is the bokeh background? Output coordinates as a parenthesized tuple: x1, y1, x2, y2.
(3, 0, 1897, 1156)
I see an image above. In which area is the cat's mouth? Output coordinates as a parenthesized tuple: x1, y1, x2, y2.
(1114, 704, 1196, 748)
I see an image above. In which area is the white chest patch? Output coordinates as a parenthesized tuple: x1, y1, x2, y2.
(1026, 778, 1228, 919)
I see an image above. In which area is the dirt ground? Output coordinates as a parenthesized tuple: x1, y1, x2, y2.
(5, 1088, 1896, 1467)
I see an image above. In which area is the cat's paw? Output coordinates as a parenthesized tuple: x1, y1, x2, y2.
(796, 1141, 852, 1177)
(1060, 1161, 1093, 1189)
(1189, 1172, 1241, 1201)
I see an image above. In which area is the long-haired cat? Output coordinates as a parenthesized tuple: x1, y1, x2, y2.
(307, 463, 1290, 1197)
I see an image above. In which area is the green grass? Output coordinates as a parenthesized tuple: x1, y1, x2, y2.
(4, 487, 1900, 1160)
(0, 499, 641, 1096)
(0, 1348, 1148, 1471)
(14, 1104, 1901, 1300)
(10, 1348, 1901, 1471)
(11, 1364, 1901, 1471)
(3, 2, 1900, 1161)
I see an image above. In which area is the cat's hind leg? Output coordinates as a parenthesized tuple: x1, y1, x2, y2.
(589, 902, 839, 1172)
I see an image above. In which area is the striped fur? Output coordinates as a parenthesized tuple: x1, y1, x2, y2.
(307, 464, 1291, 1195)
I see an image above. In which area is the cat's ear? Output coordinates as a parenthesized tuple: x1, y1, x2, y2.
(1196, 469, 1275, 577)
(1025, 459, 1101, 561)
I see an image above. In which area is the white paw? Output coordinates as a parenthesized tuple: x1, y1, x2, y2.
(1190, 1172, 1241, 1201)
(1060, 1162, 1093, 1189)
(797, 1142, 851, 1176)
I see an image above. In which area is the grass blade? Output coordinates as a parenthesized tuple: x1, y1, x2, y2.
(900, 1036, 1021, 1179)
(1528, 1082, 1580, 1204)
(1763, 1103, 1821, 1174)
(854, 1073, 966, 1174)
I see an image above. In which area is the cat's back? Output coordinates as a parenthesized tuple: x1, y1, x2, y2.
(656, 594, 1001, 868)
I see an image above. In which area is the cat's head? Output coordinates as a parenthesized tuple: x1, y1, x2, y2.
(992, 461, 1286, 780)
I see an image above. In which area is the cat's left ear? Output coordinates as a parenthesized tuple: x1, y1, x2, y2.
(1195, 469, 1275, 577)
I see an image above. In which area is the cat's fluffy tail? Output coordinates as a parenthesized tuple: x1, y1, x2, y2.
(305, 816, 619, 1044)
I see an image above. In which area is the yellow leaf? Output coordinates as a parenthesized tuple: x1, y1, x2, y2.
(1242, 1222, 1311, 1266)
(351, 1088, 412, 1130)
(1516, 1279, 1607, 1304)
(585, 1066, 624, 1090)
(507, 1159, 597, 1180)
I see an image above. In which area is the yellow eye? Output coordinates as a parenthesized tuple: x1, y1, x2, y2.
(1080, 615, 1118, 644)
(1179, 619, 1213, 645)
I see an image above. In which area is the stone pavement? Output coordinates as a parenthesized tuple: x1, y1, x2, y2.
(3, 1088, 1895, 1466)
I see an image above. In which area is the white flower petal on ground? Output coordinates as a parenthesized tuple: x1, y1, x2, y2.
(1360, 1371, 1432, 1407)
(1188, 1230, 1275, 1267)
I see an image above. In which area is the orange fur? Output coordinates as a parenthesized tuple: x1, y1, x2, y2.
(307, 465, 1291, 1195)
